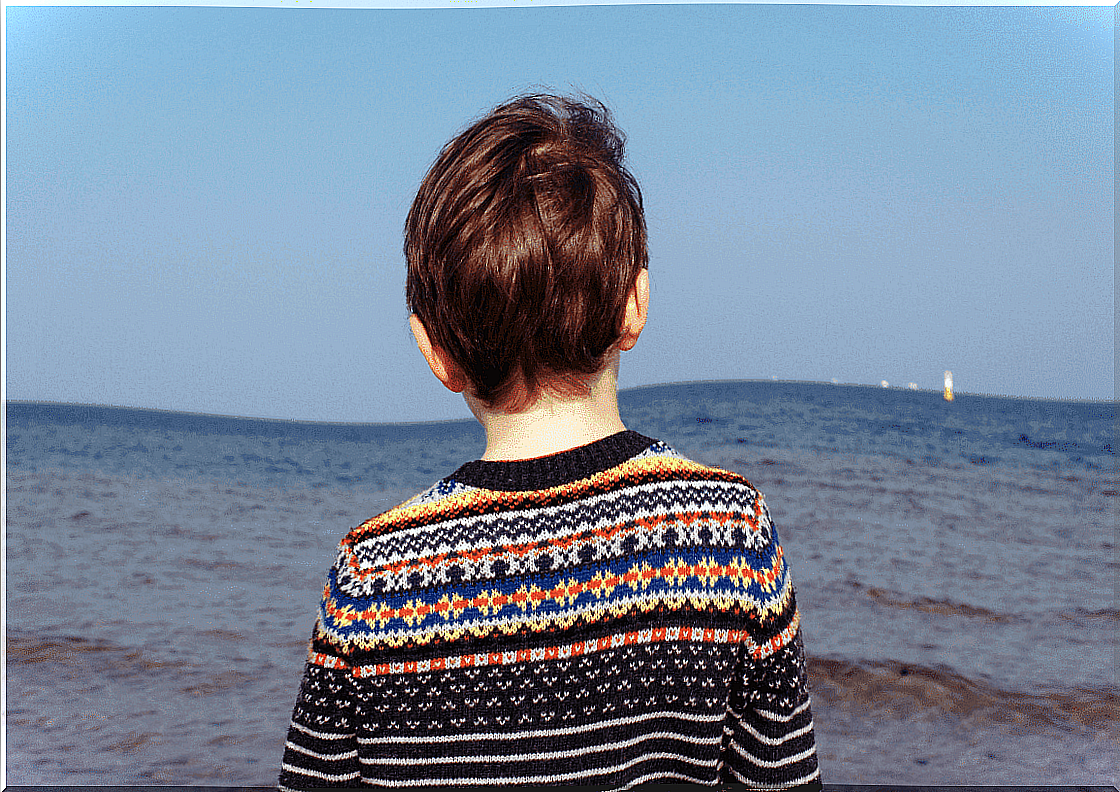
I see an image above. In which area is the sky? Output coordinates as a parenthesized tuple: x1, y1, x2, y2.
(4, 3, 1114, 423)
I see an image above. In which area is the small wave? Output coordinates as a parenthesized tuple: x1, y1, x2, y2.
(6, 634, 191, 675)
(104, 731, 161, 752)
(1016, 434, 1096, 455)
(1059, 607, 1120, 622)
(180, 668, 261, 696)
(844, 580, 1120, 629)
(846, 579, 1022, 623)
(807, 655, 1117, 732)
(180, 557, 246, 573)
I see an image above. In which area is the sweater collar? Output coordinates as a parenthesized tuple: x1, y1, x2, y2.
(451, 429, 657, 492)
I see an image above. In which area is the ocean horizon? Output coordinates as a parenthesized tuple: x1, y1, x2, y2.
(8, 376, 1116, 428)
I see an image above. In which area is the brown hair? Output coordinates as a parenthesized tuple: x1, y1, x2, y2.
(405, 93, 648, 412)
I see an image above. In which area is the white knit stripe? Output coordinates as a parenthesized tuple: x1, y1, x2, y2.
(724, 739, 818, 770)
(278, 760, 360, 782)
(283, 738, 358, 762)
(360, 708, 723, 743)
(360, 728, 722, 764)
(722, 759, 822, 786)
(355, 750, 718, 786)
(288, 719, 356, 740)
(724, 715, 816, 747)
(612, 769, 717, 790)
(350, 478, 761, 565)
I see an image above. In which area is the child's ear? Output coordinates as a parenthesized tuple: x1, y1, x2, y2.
(409, 314, 469, 394)
(617, 267, 649, 352)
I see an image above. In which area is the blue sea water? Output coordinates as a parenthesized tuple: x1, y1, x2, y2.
(5, 380, 1117, 785)
(7, 380, 1113, 487)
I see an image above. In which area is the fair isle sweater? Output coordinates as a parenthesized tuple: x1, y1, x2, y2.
(279, 430, 820, 790)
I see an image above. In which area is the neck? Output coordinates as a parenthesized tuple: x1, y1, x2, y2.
(465, 359, 628, 462)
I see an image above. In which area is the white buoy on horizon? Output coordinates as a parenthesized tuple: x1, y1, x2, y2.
(908, 382, 918, 390)
(944, 371, 954, 402)
(881, 380, 889, 388)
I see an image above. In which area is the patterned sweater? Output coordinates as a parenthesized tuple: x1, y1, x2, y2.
(279, 430, 820, 790)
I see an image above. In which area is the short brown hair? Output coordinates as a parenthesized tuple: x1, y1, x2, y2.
(405, 93, 648, 412)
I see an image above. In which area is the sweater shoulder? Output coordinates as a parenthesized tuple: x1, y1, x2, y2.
(630, 442, 764, 495)
(341, 440, 763, 550)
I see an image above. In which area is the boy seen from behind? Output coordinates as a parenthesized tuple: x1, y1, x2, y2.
(279, 93, 821, 790)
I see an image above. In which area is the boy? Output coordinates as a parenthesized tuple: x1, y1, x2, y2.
(279, 93, 821, 789)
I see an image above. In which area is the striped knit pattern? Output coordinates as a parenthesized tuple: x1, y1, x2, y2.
(279, 431, 820, 790)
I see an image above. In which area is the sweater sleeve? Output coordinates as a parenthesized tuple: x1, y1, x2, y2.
(719, 496, 821, 788)
(278, 620, 361, 790)
(721, 625, 820, 787)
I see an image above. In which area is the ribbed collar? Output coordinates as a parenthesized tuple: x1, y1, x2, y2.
(451, 430, 657, 492)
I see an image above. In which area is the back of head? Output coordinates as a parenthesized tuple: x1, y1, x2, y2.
(405, 93, 648, 412)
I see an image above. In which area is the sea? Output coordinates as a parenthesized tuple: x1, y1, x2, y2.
(5, 380, 1117, 786)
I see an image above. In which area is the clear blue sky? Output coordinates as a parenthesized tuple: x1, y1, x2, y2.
(5, 3, 1113, 422)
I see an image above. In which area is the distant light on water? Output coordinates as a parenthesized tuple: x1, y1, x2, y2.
(881, 380, 889, 388)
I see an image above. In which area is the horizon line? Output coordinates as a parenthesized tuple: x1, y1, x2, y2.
(6, 378, 1115, 426)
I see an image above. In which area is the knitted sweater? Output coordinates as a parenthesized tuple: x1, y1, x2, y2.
(279, 430, 820, 790)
